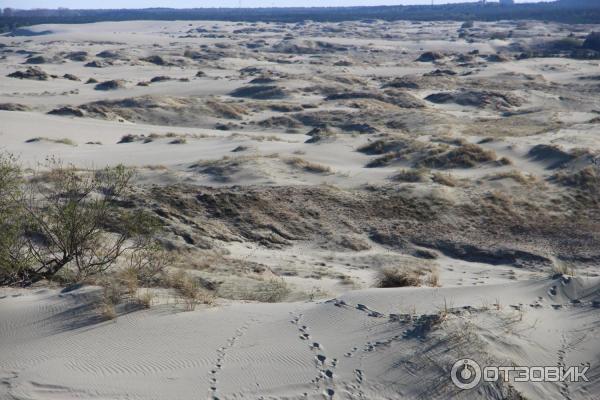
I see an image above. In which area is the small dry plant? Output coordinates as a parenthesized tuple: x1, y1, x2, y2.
(137, 290, 156, 308)
(100, 278, 125, 320)
(552, 260, 576, 277)
(376, 267, 421, 288)
(426, 267, 440, 287)
(101, 302, 117, 320)
(431, 172, 457, 187)
(170, 270, 214, 311)
(284, 157, 332, 174)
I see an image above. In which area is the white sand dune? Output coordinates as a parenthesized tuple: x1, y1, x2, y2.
(2, 18, 600, 400)
(1, 276, 598, 400)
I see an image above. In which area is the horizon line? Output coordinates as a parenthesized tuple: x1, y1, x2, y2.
(3, 1, 555, 11)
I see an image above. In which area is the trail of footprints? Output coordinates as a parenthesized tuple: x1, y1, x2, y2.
(290, 302, 393, 398)
(288, 293, 594, 399)
(208, 321, 252, 400)
(290, 313, 337, 399)
(290, 300, 386, 398)
(557, 332, 589, 400)
(332, 299, 384, 318)
(557, 334, 572, 400)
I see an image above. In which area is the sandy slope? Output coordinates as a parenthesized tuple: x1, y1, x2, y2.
(1, 276, 599, 400)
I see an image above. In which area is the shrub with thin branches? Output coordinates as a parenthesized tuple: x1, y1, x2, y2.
(0, 155, 159, 286)
(0, 154, 32, 285)
(123, 243, 171, 286)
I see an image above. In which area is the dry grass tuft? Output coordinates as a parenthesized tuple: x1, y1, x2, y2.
(170, 270, 215, 311)
(552, 261, 576, 277)
(100, 278, 125, 320)
(418, 143, 498, 169)
(392, 168, 428, 183)
(553, 166, 599, 192)
(253, 278, 290, 302)
(216, 277, 290, 303)
(426, 268, 440, 287)
(26, 137, 77, 146)
(169, 138, 187, 145)
(431, 172, 458, 187)
(205, 100, 247, 120)
(358, 138, 421, 156)
(101, 302, 117, 320)
(376, 267, 421, 288)
(230, 85, 286, 100)
(94, 79, 126, 91)
(118, 134, 139, 144)
(284, 157, 332, 174)
(136, 290, 156, 308)
(488, 170, 535, 185)
(117, 268, 139, 295)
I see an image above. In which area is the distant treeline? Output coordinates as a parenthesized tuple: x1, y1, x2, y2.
(2, 1, 600, 33)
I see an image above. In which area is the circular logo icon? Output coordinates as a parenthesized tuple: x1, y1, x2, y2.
(451, 359, 482, 390)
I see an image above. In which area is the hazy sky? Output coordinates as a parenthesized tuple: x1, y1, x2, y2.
(4, 0, 544, 9)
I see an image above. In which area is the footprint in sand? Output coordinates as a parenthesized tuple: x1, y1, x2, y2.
(291, 313, 337, 397)
(354, 369, 363, 383)
(557, 334, 572, 400)
(208, 321, 252, 398)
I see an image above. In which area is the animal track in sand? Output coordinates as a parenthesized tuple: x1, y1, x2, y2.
(290, 312, 336, 398)
(0, 370, 18, 396)
(557, 331, 589, 400)
(557, 333, 573, 400)
(327, 299, 387, 398)
(330, 298, 385, 319)
(207, 320, 253, 399)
